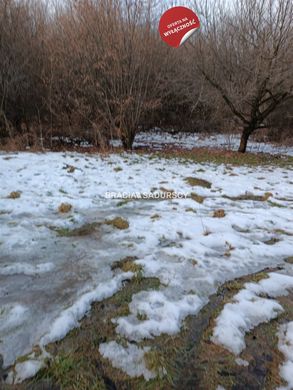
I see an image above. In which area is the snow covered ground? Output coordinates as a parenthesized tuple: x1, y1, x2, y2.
(0, 151, 292, 383)
(112, 130, 293, 156)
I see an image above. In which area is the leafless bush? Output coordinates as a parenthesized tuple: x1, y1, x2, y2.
(0, 0, 292, 151)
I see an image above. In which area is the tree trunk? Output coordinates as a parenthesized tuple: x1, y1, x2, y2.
(121, 130, 135, 150)
(238, 127, 253, 153)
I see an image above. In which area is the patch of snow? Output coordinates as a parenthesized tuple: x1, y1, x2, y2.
(235, 357, 249, 367)
(212, 272, 293, 355)
(278, 321, 293, 390)
(99, 341, 156, 380)
(114, 290, 204, 341)
(6, 360, 44, 385)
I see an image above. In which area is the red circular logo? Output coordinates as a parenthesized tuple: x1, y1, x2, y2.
(159, 6, 200, 48)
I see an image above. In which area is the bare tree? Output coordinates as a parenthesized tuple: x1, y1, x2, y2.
(193, 0, 293, 152)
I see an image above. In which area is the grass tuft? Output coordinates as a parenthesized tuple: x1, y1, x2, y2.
(185, 177, 212, 189)
(104, 217, 129, 230)
(58, 203, 72, 213)
(7, 191, 21, 199)
(190, 192, 205, 204)
(213, 209, 226, 218)
(54, 222, 99, 237)
(111, 256, 142, 273)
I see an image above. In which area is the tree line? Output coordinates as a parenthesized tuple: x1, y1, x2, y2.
(0, 0, 292, 152)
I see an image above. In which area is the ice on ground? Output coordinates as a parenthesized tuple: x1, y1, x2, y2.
(212, 271, 293, 355)
(0, 151, 292, 381)
(99, 341, 156, 380)
(278, 321, 293, 390)
(0, 262, 54, 276)
(41, 272, 133, 345)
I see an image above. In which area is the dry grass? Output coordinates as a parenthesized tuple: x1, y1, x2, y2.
(58, 203, 72, 213)
(285, 257, 293, 264)
(213, 209, 226, 218)
(148, 148, 293, 168)
(111, 256, 142, 273)
(104, 217, 129, 230)
(7, 191, 21, 199)
(190, 192, 205, 204)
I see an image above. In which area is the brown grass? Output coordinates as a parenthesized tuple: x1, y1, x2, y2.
(58, 203, 72, 213)
(185, 177, 212, 189)
(7, 191, 21, 199)
(104, 217, 129, 230)
(213, 209, 226, 218)
(190, 192, 205, 204)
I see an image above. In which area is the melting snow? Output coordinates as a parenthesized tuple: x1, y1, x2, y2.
(0, 150, 292, 382)
(99, 341, 155, 380)
(212, 270, 293, 355)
